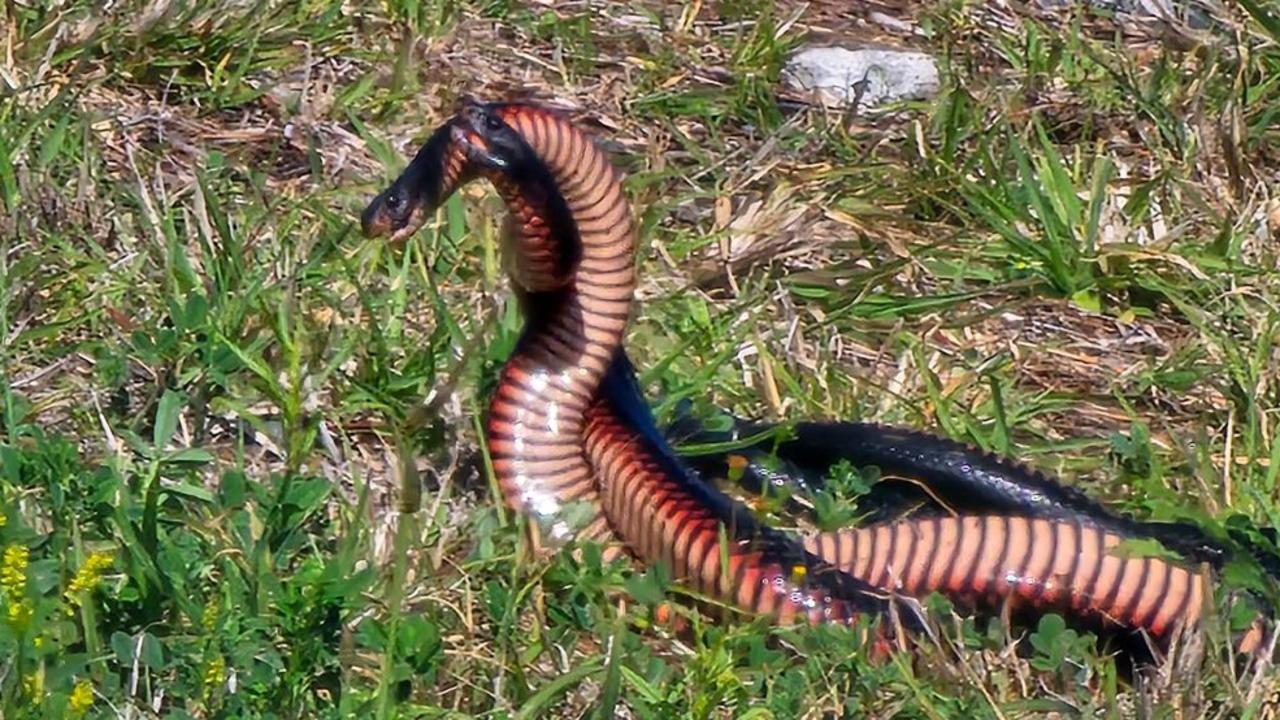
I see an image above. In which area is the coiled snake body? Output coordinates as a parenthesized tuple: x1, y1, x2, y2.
(362, 99, 1271, 661)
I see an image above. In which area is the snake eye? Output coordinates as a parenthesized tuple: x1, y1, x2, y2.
(384, 191, 403, 212)
(485, 113, 503, 131)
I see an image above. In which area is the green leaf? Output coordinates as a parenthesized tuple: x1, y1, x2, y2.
(219, 470, 247, 506)
(159, 481, 215, 503)
(110, 632, 135, 665)
(624, 566, 668, 606)
(163, 448, 215, 465)
(0, 445, 20, 484)
(514, 658, 602, 720)
(283, 477, 331, 513)
(182, 292, 209, 331)
(620, 665, 665, 705)
(141, 632, 165, 669)
(154, 389, 186, 449)
(36, 111, 73, 172)
(1069, 288, 1101, 313)
(0, 139, 16, 213)
(591, 620, 625, 720)
(1029, 613, 1066, 655)
(1110, 536, 1180, 563)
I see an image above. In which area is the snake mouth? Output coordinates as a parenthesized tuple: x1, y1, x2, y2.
(385, 204, 426, 244)
(360, 187, 427, 243)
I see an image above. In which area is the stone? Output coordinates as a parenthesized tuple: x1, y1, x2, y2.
(782, 46, 940, 112)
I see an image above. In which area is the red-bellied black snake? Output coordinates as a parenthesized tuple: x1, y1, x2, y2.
(361, 98, 1271, 659)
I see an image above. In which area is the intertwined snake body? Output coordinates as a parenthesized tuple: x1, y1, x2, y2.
(361, 99, 1273, 661)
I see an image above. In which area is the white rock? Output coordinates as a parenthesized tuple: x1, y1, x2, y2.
(782, 46, 940, 111)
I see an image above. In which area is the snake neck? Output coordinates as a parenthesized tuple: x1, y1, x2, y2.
(483, 104, 637, 534)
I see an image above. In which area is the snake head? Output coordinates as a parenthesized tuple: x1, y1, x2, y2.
(359, 100, 536, 242)
(360, 118, 462, 242)
(360, 176, 421, 242)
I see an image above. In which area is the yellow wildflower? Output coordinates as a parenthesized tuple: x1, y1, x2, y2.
(202, 595, 219, 634)
(68, 679, 94, 715)
(65, 551, 114, 612)
(22, 671, 43, 699)
(6, 598, 33, 633)
(203, 656, 226, 690)
(1, 544, 29, 595)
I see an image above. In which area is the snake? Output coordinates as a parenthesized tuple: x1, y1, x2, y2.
(360, 98, 1271, 659)
(364, 101, 909, 630)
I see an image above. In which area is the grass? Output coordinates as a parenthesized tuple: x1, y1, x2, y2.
(2, 0, 1279, 717)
